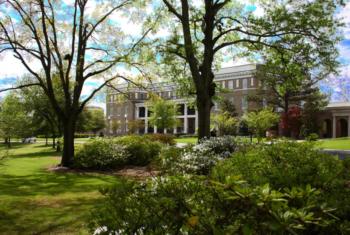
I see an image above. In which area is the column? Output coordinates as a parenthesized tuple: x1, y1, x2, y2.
(195, 110, 198, 131)
(348, 115, 350, 137)
(145, 107, 148, 133)
(332, 116, 336, 138)
(184, 103, 188, 133)
(154, 126, 157, 133)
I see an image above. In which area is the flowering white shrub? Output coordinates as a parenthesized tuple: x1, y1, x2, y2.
(161, 136, 249, 175)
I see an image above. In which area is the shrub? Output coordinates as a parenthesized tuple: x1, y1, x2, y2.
(306, 133, 319, 141)
(114, 135, 162, 166)
(74, 138, 129, 170)
(145, 133, 176, 145)
(90, 175, 341, 234)
(212, 141, 343, 189)
(160, 136, 249, 175)
(212, 141, 350, 229)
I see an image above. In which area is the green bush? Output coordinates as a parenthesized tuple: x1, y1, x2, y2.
(145, 133, 176, 145)
(74, 138, 129, 170)
(90, 176, 342, 234)
(114, 135, 162, 166)
(212, 141, 350, 230)
(212, 141, 343, 189)
(306, 133, 319, 141)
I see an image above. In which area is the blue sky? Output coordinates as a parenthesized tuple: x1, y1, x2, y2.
(0, 0, 349, 108)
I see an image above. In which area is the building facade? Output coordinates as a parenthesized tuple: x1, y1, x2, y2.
(106, 64, 263, 135)
(106, 64, 350, 138)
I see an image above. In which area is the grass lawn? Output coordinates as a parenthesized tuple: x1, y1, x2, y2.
(175, 137, 198, 144)
(0, 143, 120, 234)
(317, 137, 350, 150)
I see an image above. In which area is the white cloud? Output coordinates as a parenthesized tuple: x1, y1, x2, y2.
(0, 52, 42, 79)
(337, 2, 350, 39)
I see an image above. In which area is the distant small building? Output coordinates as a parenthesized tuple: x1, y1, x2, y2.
(318, 102, 350, 138)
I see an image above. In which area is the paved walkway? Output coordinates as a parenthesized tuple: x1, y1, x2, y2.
(320, 149, 350, 159)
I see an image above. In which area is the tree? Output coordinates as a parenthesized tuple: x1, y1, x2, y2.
(254, 47, 336, 136)
(111, 120, 121, 136)
(159, 0, 343, 139)
(300, 91, 328, 138)
(148, 96, 178, 132)
(212, 112, 238, 136)
(0, 0, 149, 166)
(128, 120, 145, 134)
(0, 93, 32, 147)
(242, 108, 279, 142)
(77, 108, 106, 135)
(218, 98, 237, 117)
(20, 79, 62, 148)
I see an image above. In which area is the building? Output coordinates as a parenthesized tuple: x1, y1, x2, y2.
(317, 102, 350, 138)
(106, 64, 350, 138)
(106, 64, 263, 135)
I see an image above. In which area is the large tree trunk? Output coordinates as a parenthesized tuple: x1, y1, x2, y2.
(61, 119, 76, 167)
(197, 94, 212, 139)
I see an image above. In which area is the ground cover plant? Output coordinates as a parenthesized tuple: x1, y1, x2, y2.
(0, 143, 119, 234)
(91, 140, 350, 234)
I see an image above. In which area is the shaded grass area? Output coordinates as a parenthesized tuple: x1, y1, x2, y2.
(0, 143, 120, 234)
(317, 137, 350, 150)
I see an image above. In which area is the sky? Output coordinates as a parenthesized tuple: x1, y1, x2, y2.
(0, 0, 349, 111)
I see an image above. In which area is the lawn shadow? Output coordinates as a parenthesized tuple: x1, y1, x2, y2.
(0, 171, 119, 197)
(0, 196, 103, 234)
(12, 150, 60, 159)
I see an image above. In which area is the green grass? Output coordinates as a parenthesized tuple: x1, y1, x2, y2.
(0, 143, 120, 234)
(175, 137, 198, 144)
(317, 137, 350, 150)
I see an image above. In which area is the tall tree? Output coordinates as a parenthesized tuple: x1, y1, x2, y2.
(20, 78, 62, 148)
(0, 0, 149, 166)
(159, 0, 343, 139)
(254, 46, 335, 136)
(0, 92, 32, 147)
(77, 108, 106, 135)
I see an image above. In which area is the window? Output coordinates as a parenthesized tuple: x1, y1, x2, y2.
(139, 107, 145, 118)
(242, 96, 248, 111)
(177, 104, 185, 115)
(228, 80, 234, 89)
(187, 105, 195, 115)
(243, 79, 248, 89)
(236, 79, 240, 88)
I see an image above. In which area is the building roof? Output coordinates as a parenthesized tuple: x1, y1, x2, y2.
(214, 64, 257, 75)
(326, 102, 350, 108)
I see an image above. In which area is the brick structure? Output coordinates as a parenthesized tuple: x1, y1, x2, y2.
(105, 63, 350, 138)
(106, 64, 264, 135)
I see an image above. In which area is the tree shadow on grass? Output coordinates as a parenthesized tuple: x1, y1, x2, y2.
(11, 150, 60, 159)
(0, 196, 103, 234)
(0, 171, 119, 197)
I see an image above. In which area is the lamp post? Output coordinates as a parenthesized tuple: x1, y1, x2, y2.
(124, 114, 127, 134)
